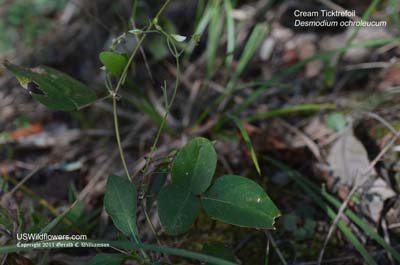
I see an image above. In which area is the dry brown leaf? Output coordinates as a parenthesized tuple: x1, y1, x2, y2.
(327, 127, 375, 187)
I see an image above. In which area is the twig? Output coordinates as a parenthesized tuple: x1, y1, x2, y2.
(344, 62, 392, 71)
(264, 231, 288, 265)
(2, 174, 58, 216)
(182, 80, 201, 127)
(265, 237, 270, 265)
(382, 219, 395, 264)
(278, 119, 323, 163)
(5, 166, 41, 199)
(364, 112, 397, 135)
(2, 158, 49, 205)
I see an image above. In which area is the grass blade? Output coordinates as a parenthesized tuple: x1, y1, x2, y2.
(319, 188, 400, 262)
(333, 0, 382, 75)
(224, 0, 235, 67)
(267, 158, 400, 263)
(343, 0, 381, 54)
(196, 23, 268, 123)
(185, 2, 213, 59)
(207, 0, 223, 78)
(265, 157, 377, 265)
(234, 38, 400, 112)
(230, 115, 261, 175)
(233, 23, 268, 81)
(300, 173, 400, 261)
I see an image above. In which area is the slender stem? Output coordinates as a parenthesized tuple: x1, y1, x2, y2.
(112, 95, 131, 181)
(155, 0, 171, 20)
(111, 0, 173, 183)
(108, 1, 173, 261)
(131, 232, 150, 261)
(132, 39, 181, 264)
(141, 199, 171, 264)
(139, 39, 181, 183)
(113, 68, 149, 262)
(77, 94, 112, 110)
(114, 26, 149, 94)
(115, 0, 172, 94)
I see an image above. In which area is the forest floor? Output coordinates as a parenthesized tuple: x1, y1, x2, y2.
(1, 0, 400, 264)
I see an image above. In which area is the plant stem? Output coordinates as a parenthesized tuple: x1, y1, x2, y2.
(111, 0, 173, 183)
(140, 38, 181, 184)
(108, 1, 173, 262)
(114, 0, 172, 94)
(112, 95, 131, 181)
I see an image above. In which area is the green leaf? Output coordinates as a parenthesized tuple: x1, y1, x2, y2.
(326, 112, 346, 132)
(99, 51, 128, 77)
(146, 169, 168, 210)
(202, 175, 280, 229)
(88, 253, 125, 265)
(157, 184, 200, 235)
(104, 175, 138, 236)
(172, 137, 217, 195)
(4, 62, 96, 111)
(203, 242, 237, 265)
